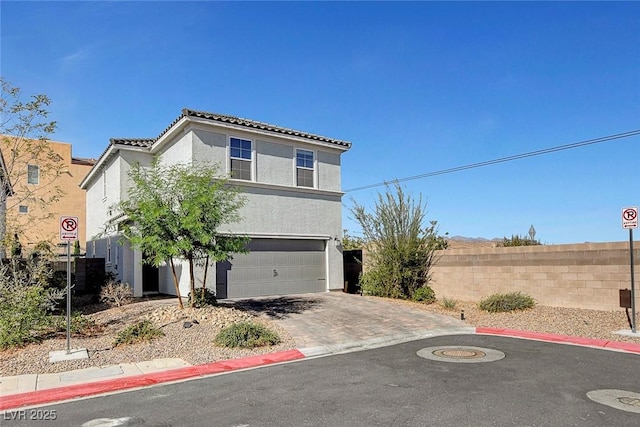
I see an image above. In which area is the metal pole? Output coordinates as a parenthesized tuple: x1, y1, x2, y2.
(630, 229, 636, 333)
(66, 241, 71, 353)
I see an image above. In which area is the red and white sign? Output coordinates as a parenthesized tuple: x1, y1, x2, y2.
(60, 216, 79, 240)
(622, 207, 638, 229)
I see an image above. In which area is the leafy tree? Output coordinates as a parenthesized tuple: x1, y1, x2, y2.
(341, 229, 365, 250)
(350, 182, 444, 300)
(113, 160, 249, 308)
(0, 78, 64, 254)
(497, 234, 541, 247)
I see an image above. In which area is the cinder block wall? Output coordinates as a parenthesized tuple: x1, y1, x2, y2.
(430, 242, 640, 311)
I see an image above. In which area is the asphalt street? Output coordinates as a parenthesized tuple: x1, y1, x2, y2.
(3, 334, 639, 427)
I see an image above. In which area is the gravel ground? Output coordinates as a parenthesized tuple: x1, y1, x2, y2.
(397, 298, 640, 344)
(1, 296, 639, 377)
(0, 297, 296, 377)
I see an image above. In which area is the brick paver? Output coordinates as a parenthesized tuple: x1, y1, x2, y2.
(233, 292, 470, 350)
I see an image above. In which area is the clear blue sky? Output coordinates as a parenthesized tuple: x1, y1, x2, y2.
(2, 1, 639, 244)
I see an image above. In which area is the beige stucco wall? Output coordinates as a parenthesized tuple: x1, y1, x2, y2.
(0, 138, 93, 252)
(430, 242, 639, 311)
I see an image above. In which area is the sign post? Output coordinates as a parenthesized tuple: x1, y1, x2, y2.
(60, 216, 79, 354)
(622, 207, 638, 333)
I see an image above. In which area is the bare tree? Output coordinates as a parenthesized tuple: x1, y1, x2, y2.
(0, 78, 65, 252)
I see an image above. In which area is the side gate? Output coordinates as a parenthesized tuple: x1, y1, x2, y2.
(343, 249, 362, 294)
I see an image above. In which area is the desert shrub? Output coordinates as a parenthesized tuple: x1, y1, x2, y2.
(100, 281, 133, 307)
(497, 234, 541, 247)
(214, 321, 280, 348)
(479, 292, 536, 313)
(412, 286, 436, 304)
(188, 288, 217, 308)
(351, 183, 445, 300)
(114, 320, 164, 346)
(0, 257, 65, 349)
(359, 269, 388, 297)
(49, 312, 97, 335)
(439, 297, 457, 310)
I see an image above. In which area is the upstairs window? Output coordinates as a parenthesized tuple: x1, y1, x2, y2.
(296, 149, 314, 188)
(27, 165, 39, 184)
(18, 205, 28, 214)
(230, 137, 252, 180)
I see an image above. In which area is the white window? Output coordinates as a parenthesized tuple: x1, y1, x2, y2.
(27, 165, 39, 184)
(229, 137, 252, 180)
(296, 149, 314, 188)
(18, 205, 28, 213)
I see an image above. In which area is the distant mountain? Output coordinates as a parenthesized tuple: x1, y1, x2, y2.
(446, 235, 501, 249)
(448, 235, 501, 242)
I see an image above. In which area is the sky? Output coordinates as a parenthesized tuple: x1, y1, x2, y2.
(1, 1, 639, 244)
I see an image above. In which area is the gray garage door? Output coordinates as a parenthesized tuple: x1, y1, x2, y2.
(216, 239, 326, 299)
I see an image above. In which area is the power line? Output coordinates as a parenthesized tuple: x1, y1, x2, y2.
(344, 130, 640, 193)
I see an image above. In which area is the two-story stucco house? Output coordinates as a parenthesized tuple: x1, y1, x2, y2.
(80, 109, 351, 299)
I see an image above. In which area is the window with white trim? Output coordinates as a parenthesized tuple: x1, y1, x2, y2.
(296, 149, 314, 188)
(27, 165, 39, 184)
(18, 205, 28, 213)
(229, 137, 252, 180)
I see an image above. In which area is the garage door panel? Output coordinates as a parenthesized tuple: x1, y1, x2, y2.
(220, 239, 326, 298)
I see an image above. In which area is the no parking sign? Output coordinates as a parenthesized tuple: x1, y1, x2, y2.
(60, 216, 79, 241)
(622, 207, 638, 229)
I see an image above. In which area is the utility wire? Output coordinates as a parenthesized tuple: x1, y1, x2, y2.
(345, 130, 640, 193)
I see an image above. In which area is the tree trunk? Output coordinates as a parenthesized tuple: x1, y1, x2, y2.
(188, 257, 195, 307)
(169, 258, 184, 309)
(201, 254, 210, 299)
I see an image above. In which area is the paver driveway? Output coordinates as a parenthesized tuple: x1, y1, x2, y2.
(226, 292, 473, 352)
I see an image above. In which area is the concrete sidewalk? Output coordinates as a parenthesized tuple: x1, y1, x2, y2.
(1, 358, 191, 397)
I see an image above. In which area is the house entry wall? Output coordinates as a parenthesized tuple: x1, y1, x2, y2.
(217, 238, 326, 298)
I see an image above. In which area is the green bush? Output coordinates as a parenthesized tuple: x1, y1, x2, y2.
(412, 286, 436, 303)
(359, 269, 389, 297)
(479, 292, 536, 313)
(188, 288, 217, 308)
(439, 297, 458, 310)
(0, 257, 65, 349)
(215, 321, 280, 348)
(497, 234, 541, 247)
(114, 320, 164, 346)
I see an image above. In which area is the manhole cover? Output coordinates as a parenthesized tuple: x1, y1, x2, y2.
(417, 346, 505, 363)
(587, 389, 640, 414)
(432, 349, 486, 359)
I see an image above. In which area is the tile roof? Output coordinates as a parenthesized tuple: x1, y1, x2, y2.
(71, 157, 97, 166)
(177, 109, 352, 148)
(109, 138, 155, 148)
(100, 109, 350, 164)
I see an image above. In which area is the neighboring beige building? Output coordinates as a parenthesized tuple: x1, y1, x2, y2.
(0, 137, 95, 252)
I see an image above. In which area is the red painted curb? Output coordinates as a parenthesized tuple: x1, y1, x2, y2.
(0, 349, 305, 411)
(476, 327, 640, 354)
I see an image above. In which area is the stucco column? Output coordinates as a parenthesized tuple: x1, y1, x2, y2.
(133, 249, 143, 297)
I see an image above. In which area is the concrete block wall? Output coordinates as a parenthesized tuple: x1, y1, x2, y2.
(430, 242, 639, 311)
